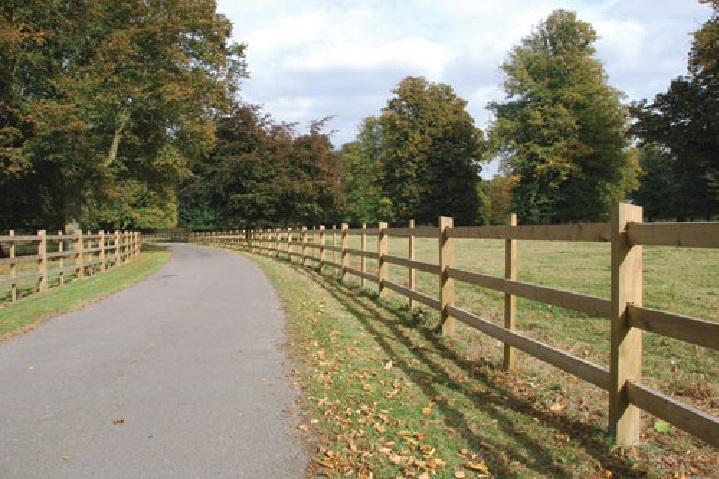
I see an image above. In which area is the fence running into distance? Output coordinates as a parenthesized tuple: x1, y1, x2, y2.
(0, 230, 142, 304)
(186, 202, 719, 448)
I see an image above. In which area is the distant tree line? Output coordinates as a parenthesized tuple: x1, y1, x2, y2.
(1, 2, 717, 231)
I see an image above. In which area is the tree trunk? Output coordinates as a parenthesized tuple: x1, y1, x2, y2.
(105, 124, 124, 168)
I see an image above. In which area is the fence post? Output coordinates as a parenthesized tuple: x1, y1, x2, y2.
(276, 228, 281, 258)
(319, 225, 326, 271)
(136, 232, 141, 255)
(332, 225, 337, 274)
(408, 219, 416, 310)
(58, 230, 64, 286)
(37, 230, 47, 291)
(75, 229, 84, 278)
(301, 227, 307, 265)
(114, 231, 120, 266)
(287, 227, 292, 259)
(378, 221, 388, 297)
(99, 230, 106, 272)
(124, 231, 129, 263)
(87, 230, 93, 274)
(341, 223, 349, 282)
(38, 230, 47, 292)
(361, 223, 367, 288)
(504, 213, 518, 370)
(609, 202, 644, 446)
(9, 230, 16, 301)
(439, 216, 455, 336)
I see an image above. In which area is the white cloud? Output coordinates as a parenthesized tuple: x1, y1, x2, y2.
(220, 0, 713, 150)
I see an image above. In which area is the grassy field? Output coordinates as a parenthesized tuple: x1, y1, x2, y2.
(244, 235, 718, 479)
(0, 244, 171, 340)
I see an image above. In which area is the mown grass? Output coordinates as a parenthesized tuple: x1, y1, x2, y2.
(0, 244, 171, 340)
(243, 237, 718, 479)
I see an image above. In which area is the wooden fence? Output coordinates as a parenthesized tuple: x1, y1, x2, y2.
(143, 230, 190, 242)
(190, 203, 719, 449)
(0, 230, 141, 304)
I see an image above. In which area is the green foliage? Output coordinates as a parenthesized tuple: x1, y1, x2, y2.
(180, 104, 344, 229)
(631, 146, 676, 221)
(340, 117, 388, 225)
(477, 174, 516, 225)
(632, 2, 719, 220)
(379, 76, 483, 225)
(0, 0, 245, 230)
(489, 10, 636, 224)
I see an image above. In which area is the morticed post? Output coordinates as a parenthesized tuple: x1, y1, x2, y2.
(341, 223, 349, 282)
(439, 216, 455, 336)
(378, 221, 388, 297)
(504, 213, 518, 370)
(609, 202, 643, 446)
(408, 219, 416, 309)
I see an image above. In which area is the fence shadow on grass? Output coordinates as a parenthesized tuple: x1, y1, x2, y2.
(284, 261, 644, 479)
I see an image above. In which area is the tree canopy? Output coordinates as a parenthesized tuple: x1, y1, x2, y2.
(489, 10, 637, 224)
(632, 0, 719, 220)
(378, 76, 483, 225)
(1, 0, 245, 230)
(180, 105, 343, 229)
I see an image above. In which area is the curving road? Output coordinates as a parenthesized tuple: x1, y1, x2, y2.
(0, 244, 307, 478)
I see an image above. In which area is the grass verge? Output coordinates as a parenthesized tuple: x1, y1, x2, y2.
(0, 244, 171, 340)
(246, 251, 718, 479)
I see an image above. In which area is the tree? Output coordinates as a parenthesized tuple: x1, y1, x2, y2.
(380, 76, 483, 225)
(180, 105, 344, 229)
(0, 1, 88, 229)
(340, 117, 391, 225)
(631, 145, 676, 221)
(632, 1, 719, 220)
(0, 0, 246, 230)
(477, 174, 516, 225)
(489, 10, 637, 224)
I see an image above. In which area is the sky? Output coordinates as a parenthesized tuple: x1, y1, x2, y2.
(218, 0, 712, 176)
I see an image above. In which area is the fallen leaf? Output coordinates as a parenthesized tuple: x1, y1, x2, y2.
(384, 360, 393, 370)
(454, 471, 466, 478)
(654, 420, 672, 433)
(465, 460, 491, 474)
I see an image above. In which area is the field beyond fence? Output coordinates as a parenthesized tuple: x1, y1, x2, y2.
(184, 202, 718, 449)
(0, 230, 141, 305)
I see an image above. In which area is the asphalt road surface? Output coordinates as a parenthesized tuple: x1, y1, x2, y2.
(0, 243, 307, 478)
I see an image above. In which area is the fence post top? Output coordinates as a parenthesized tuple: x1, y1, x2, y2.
(438, 216, 454, 228)
(319, 225, 325, 230)
(341, 222, 348, 229)
(409, 219, 415, 227)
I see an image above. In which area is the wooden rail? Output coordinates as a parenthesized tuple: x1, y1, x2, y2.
(0, 229, 141, 304)
(191, 204, 719, 448)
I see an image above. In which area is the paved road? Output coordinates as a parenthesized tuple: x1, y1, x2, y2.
(0, 244, 307, 478)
